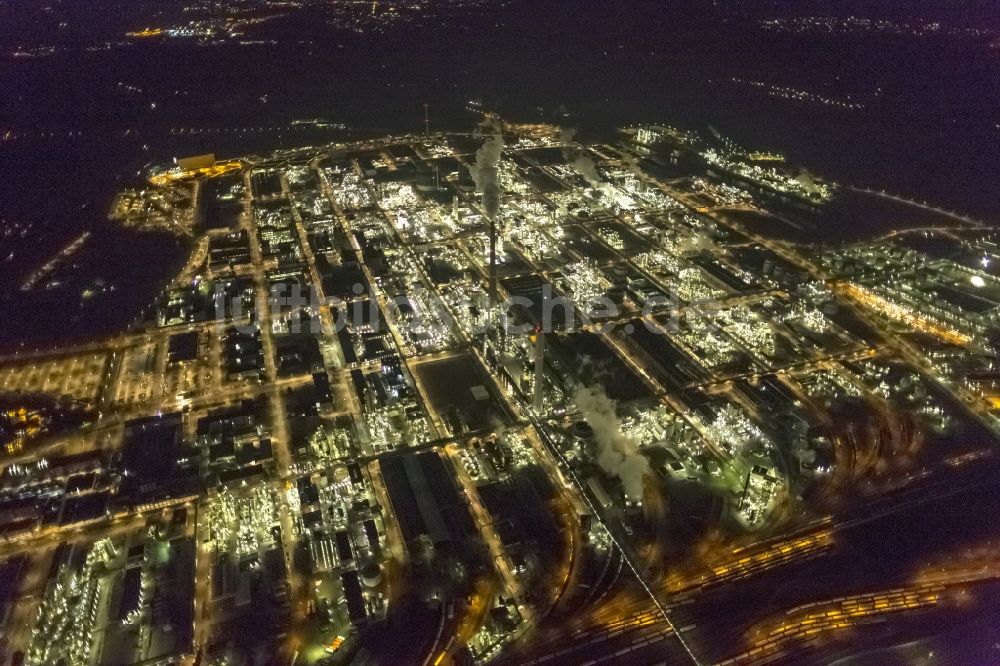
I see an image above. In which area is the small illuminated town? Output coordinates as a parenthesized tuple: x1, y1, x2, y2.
(2, 113, 1000, 666)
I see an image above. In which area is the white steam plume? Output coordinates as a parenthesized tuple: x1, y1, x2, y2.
(573, 385, 649, 500)
(574, 154, 602, 188)
(470, 120, 504, 220)
(622, 153, 644, 177)
(560, 127, 602, 189)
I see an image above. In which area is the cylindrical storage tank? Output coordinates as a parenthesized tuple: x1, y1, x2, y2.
(361, 561, 382, 588)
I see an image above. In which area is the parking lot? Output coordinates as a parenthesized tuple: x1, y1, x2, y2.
(114, 342, 160, 408)
(0, 352, 109, 402)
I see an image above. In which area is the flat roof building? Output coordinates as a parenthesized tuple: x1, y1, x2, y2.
(379, 451, 476, 550)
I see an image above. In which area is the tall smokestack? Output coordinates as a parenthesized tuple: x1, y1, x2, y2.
(470, 121, 504, 310)
(533, 327, 545, 410)
(489, 214, 497, 310)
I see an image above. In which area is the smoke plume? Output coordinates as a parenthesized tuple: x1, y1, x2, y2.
(573, 385, 650, 500)
(573, 154, 602, 188)
(470, 121, 504, 220)
(622, 153, 644, 177)
(560, 127, 602, 189)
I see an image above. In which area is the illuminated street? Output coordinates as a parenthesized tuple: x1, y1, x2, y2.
(2, 115, 1000, 666)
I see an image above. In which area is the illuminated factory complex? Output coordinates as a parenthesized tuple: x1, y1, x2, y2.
(2, 120, 1000, 666)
